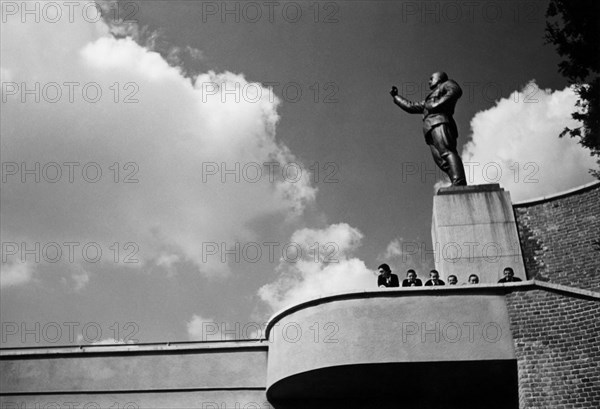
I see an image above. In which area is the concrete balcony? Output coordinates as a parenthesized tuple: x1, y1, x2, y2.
(265, 285, 519, 408)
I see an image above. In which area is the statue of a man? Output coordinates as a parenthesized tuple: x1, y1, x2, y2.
(390, 72, 467, 186)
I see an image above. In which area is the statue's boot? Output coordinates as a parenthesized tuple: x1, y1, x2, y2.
(444, 152, 467, 186)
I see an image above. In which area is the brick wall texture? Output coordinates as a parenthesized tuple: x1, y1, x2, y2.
(506, 288, 600, 409)
(513, 182, 600, 292)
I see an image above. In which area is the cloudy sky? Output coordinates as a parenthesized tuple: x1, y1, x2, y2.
(1, 0, 596, 347)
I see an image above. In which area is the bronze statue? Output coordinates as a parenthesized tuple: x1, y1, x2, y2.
(390, 72, 467, 186)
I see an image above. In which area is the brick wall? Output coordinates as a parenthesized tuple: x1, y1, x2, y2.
(505, 287, 600, 409)
(513, 182, 600, 292)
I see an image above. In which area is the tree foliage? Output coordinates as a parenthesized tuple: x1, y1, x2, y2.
(545, 0, 600, 177)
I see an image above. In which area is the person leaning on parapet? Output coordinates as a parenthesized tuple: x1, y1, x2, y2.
(424, 269, 445, 286)
(447, 275, 458, 285)
(497, 267, 522, 283)
(390, 71, 467, 186)
(377, 263, 399, 288)
(401, 269, 423, 287)
(467, 274, 479, 284)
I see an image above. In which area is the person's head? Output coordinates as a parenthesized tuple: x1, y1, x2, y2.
(503, 267, 514, 279)
(406, 269, 417, 280)
(429, 270, 440, 280)
(448, 275, 458, 285)
(468, 274, 479, 284)
(378, 263, 391, 276)
(428, 71, 448, 89)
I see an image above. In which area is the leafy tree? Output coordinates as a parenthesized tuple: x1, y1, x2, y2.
(545, 0, 600, 177)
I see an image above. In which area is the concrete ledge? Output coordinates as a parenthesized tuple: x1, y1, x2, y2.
(437, 183, 502, 195)
(0, 340, 267, 358)
(505, 279, 600, 300)
(512, 180, 600, 206)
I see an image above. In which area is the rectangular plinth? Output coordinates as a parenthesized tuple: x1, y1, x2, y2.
(432, 185, 526, 284)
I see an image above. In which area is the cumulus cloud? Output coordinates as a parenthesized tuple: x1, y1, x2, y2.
(97, 0, 205, 78)
(0, 262, 34, 288)
(188, 314, 265, 341)
(155, 253, 180, 276)
(381, 238, 402, 260)
(258, 223, 373, 312)
(187, 314, 236, 341)
(1, 5, 316, 279)
(461, 81, 596, 201)
(70, 267, 91, 292)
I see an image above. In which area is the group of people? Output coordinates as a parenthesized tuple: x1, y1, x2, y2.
(377, 264, 521, 288)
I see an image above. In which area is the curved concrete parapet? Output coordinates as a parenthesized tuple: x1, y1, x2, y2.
(265, 287, 518, 408)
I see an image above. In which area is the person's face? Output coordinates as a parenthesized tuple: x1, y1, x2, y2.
(430, 271, 439, 280)
(378, 268, 389, 276)
(407, 272, 416, 280)
(503, 269, 514, 279)
(469, 276, 479, 284)
(448, 276, 457, 285)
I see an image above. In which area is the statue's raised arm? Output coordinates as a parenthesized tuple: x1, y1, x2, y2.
(390, 86, 426, 114)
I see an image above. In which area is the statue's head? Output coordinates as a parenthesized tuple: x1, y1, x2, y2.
(428, 71, 448, 89)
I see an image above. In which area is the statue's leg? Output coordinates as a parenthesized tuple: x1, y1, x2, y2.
(428, 143, 449, 174)
(426, 129, 449, 177)
(430, 124, 467, 186)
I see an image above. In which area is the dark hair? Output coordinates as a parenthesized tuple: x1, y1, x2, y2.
(448, 275, 457, 280)
(468, 274, 479, 282)
(430, 269, 439, 275)
(406, 269, 416, 276)
(503, 267, 514, 274)
(378, 263, 391, 273)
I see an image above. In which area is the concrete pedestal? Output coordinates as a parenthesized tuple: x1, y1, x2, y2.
(431, 184, 526, 284)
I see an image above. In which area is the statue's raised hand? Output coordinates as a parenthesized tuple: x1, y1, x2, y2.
(390, 86, 398, 97)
